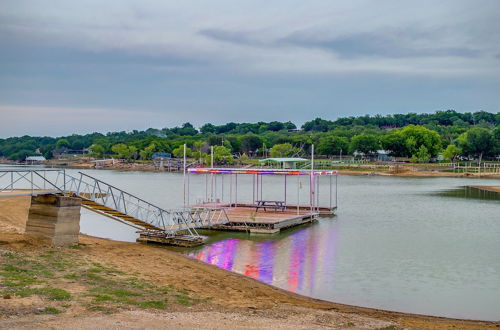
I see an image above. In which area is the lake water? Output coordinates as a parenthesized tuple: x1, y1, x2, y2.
(2, 166, 499, 320)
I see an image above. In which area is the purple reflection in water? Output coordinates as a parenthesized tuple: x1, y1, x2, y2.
(257, 241, 275, 284)
(186, 225, 338, 299)
(287, 228, 308, 292)
(218, 238, 238, 270)
(190, 239, 239, 271)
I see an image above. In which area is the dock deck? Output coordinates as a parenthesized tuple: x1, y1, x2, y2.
(192, 203, 334, 234)
(217, 207, 317, 233)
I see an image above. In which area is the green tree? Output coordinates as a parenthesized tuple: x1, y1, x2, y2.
(412, 145, 431, 163)
(350, 134, 380, 155)
(270, 143, 297, 157)
(205, 145, 233, 165)
(89, 144, 105, 158)
(384, 125, 441, 159)
(40, 145, 55, 159)
(111, 144, 136, 160)
(9, 149, 37, 161)
(172, 145, 192, 158)
(193, 141, 205, 161)
(442, 144, 461, 161)
(382, 133, 406, 156)
(139, 143, 156, 160)
(302, 118, 332, 132)
(493, 126, 500, 155)
(171, 122, 198, 136)
(268, 121, 285, 131)
(56, 138, 70, 149)
(200, 123, 216, 134)
(317, 136, 349, 156)
(70, 140, 84, 150)
(459, 127, 494, 164)
(239, 153, 250, 164)
(240, 134, 262, 154)
(129, 146, 138, 160)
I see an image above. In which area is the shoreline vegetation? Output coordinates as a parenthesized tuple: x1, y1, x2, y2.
(1, 196, 499, 329)
(1, 111, 499, 169)
(3, 157, 499, 179)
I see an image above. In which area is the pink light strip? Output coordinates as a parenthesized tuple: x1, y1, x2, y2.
(187, 168, 338, 176)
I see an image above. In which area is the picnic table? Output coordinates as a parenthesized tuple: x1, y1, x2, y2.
(255, 200, 286, 212)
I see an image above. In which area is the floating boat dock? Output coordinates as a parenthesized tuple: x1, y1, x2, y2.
(188, 202, 335, 234)
(185, 166, 338, 235)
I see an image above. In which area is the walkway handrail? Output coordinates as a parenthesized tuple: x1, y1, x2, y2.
(77, 172, 171, 215)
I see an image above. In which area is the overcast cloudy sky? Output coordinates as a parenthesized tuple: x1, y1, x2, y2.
(1, 0, 499, 137)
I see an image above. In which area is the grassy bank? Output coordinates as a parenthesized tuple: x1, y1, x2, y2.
(1, 246, 207, 317)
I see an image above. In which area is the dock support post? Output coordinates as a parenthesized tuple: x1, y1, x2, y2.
(329, 174, 332, 210)
(260, 174, 263, 201)
(335, 174, 338, 209)
(205, 174, 208, 203)
(183, 144, 186, 207)
(284, 175, 287, 207)
(310, 144, 314, 213)
(316, 174, 320, 212)
(210, 146, 214, 202)
(253, 174, 256, 204)
(235, 174, 238, 206)
(229, 174, 233, 207)
(297, 175, 300, 215)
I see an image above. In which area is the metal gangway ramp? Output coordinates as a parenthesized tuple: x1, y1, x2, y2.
(0, 169, 230, 241)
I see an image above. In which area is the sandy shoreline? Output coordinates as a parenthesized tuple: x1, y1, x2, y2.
(1, 196, 499, 329)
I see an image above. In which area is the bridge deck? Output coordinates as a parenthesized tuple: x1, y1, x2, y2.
(0, 189, 59, 197)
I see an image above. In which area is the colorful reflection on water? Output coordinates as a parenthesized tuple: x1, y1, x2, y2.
(187, 224, 338, 295)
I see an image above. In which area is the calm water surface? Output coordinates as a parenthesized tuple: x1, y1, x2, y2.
(3, 166, 499, 320)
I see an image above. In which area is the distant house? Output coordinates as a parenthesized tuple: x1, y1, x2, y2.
(376, 150, 393, 162)
(25, 156, 46, 164)
(353, 150, 393, 162)
(259, 157, 308, 169)
(52, 148, 88, 158)
(91, 159, 115, 168)
(152, 152, 172, 160)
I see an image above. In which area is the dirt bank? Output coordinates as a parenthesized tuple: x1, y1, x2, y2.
(0, 196, 498, 329)
(471, 186, 500, 193)
(0, 195, 30, 233)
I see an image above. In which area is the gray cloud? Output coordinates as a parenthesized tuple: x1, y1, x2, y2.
(199, 29, 265, 47)
(1, 0, 499, 137)
(279, 30, 481, 59)
(200, 26, 481, 59)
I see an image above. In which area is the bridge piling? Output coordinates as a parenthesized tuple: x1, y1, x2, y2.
(25, 194, 81, 246)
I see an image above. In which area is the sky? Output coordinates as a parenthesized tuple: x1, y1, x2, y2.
(0, 0, 499, 137)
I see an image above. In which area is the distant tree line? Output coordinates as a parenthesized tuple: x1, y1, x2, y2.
(0, 110, 498, 164)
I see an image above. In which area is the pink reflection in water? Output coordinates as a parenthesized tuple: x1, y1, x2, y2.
(186, 227, 338, 295)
